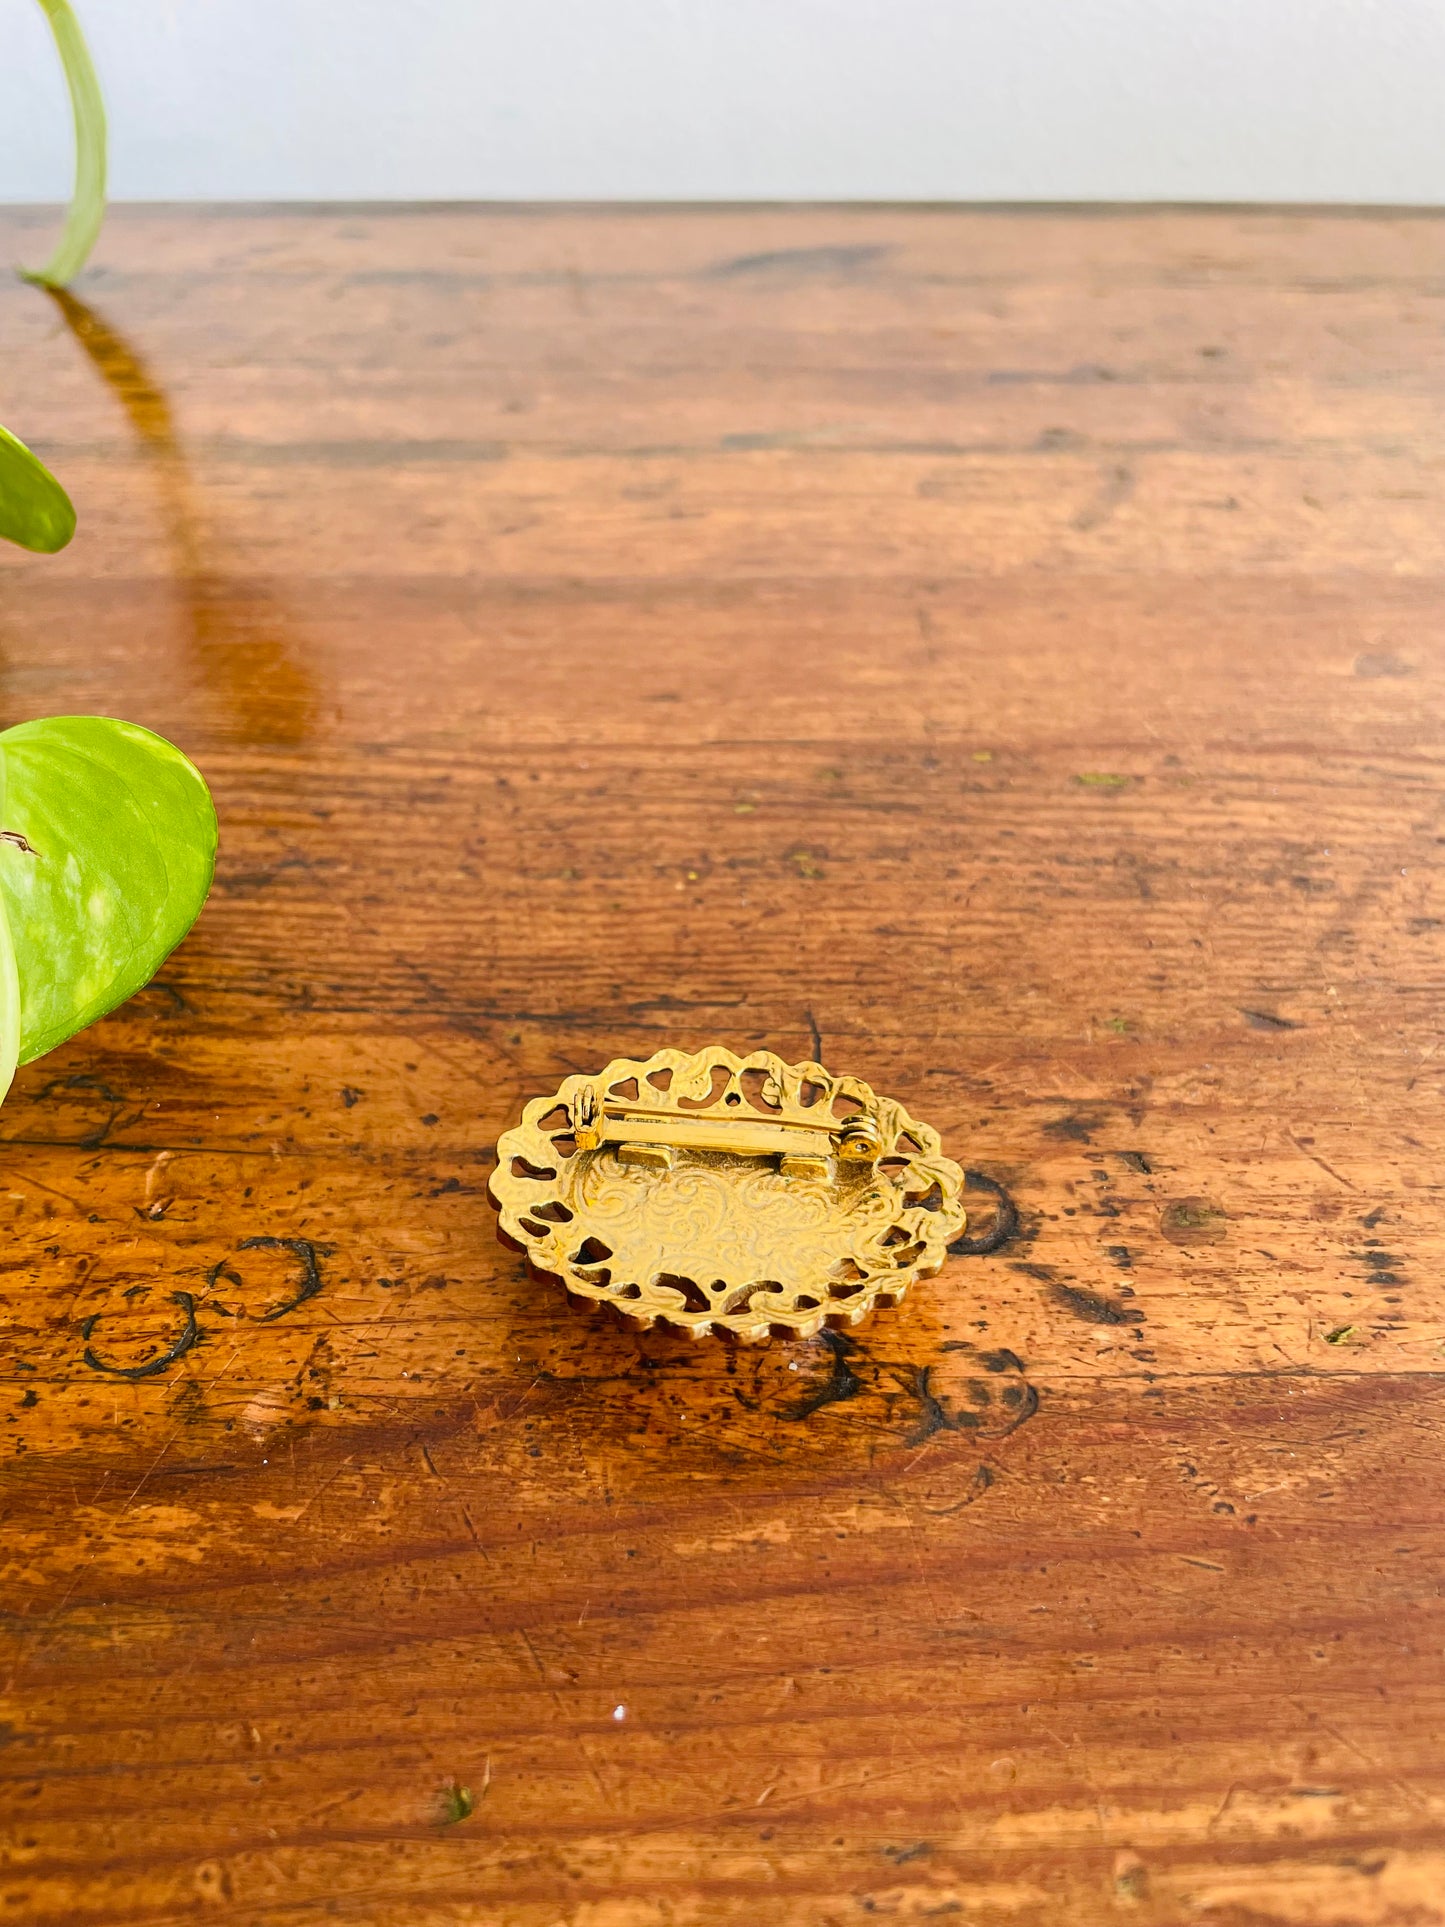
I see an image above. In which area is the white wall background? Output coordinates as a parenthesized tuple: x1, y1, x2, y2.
(2, 0, 1443, 205)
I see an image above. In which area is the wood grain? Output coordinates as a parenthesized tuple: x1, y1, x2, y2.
(1, 204, 1443, 1926)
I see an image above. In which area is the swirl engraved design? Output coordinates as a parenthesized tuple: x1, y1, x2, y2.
(489, 1045, 966, 1342)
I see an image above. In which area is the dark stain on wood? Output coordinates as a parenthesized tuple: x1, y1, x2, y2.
(1047, 1280, 1145, 1326)
(789, 1329, 865, 1418)
(81, 1291, 200, 1379)
(1160, 1197, 1230, 1244)
(947, 1169, 1021, 1256)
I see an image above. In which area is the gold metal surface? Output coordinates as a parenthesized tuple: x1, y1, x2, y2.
(489, 1045, 966, 1341)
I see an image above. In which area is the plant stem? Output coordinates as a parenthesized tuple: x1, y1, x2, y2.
(22, 0, 107, 288)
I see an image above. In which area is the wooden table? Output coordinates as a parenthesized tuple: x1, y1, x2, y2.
(1, 205, 1442, 1926)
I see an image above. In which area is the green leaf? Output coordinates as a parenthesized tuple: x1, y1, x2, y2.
(0, 717, 217, 1069)
(0, 867, 20, 1109)
(22, 0, 108, 289)
(0, 422, 76, 553)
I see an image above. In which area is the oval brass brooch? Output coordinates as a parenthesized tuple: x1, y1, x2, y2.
(489, 1045, 965, 1341)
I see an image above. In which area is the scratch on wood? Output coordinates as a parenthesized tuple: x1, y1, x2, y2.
(1289, 1135, 1355, 1190)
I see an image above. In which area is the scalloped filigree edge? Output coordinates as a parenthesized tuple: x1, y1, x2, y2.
(489, 1045, 965, 1342)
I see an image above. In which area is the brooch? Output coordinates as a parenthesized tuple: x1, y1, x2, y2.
(489, 1045, 965, 1340)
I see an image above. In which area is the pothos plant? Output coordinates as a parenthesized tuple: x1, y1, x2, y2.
(0, 1, 216, 1106)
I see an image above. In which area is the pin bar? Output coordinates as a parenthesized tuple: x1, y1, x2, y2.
(572, 1090, 881, 1169)
(594, 1110, 836, 1159)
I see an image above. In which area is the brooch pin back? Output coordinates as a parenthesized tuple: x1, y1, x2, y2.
(489, 1045, 965, 1341)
